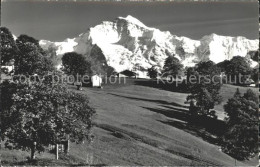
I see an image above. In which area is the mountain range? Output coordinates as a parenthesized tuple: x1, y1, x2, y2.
(39, 15, 259, 77)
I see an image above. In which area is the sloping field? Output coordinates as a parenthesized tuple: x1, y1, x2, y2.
(1, 78, 257, 166)
(69, 78, 257, 166)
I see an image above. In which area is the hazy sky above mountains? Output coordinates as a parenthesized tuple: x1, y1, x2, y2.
(2, 1, 258, 41)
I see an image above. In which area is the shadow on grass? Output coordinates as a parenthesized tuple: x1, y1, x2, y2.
(107, 90, 226, 146)
(142, 106, 226, 146)
(134, 79, 189, 93)
(107, 93, 189, 109)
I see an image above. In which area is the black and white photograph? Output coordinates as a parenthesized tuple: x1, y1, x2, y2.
(0, 0, 259, 166)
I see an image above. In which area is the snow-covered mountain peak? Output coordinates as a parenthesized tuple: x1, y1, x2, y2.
(39, 16, 259, 76)
(117, 15, 149, 29)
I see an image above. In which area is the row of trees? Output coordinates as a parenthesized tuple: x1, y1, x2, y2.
(0, 27, 95, 160)
(148, 54, 257, 118)
(148, 53, 258, 86)
(148, 54, 258, 160)
(1, 27, 55, 75)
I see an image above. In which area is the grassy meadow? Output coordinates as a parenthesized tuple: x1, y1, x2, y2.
(1, 78, 258, 166)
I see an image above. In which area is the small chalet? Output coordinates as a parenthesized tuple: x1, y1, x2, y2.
(117, 70, 137, 78)
(91, 74, 102, 87)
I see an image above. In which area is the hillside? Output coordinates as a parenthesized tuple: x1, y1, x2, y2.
(1, 80, 257, 166)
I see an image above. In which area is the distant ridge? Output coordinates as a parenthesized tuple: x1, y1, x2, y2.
(40, 15, 259, 77)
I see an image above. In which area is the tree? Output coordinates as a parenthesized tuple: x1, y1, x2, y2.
(62, 52, 92, 77)
(163, 55, 183, 78)
(225, 56, 251, 84)
(104, 66, 115, 77)
(186, 61, 222, 117)
(0, 81, 25, 141)
(16, 34, 47, 58)
(222, 89, 258, 160)
(0, 27, 18, 65)
(250, 66, 259, 86)
(89, 44, 114, 75)
(15, 35, 54, 75)
(147, 66, 158, 79)
(2, 80, 95, 160)
(90, 45, 107, 66)
(16, 35, 43, 51)
(216, 60, 230, 72)
(46, 44, 59, 67)
(233, 88, 241, 98)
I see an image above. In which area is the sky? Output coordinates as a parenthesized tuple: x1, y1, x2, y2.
(1, 0, 259, 41)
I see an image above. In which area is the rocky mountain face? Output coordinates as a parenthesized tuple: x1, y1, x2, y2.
(39, 15, 259, 77)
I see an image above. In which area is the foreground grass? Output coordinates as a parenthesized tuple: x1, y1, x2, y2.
(0, 148, 103, 166)
(1, 78, 258, 166)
